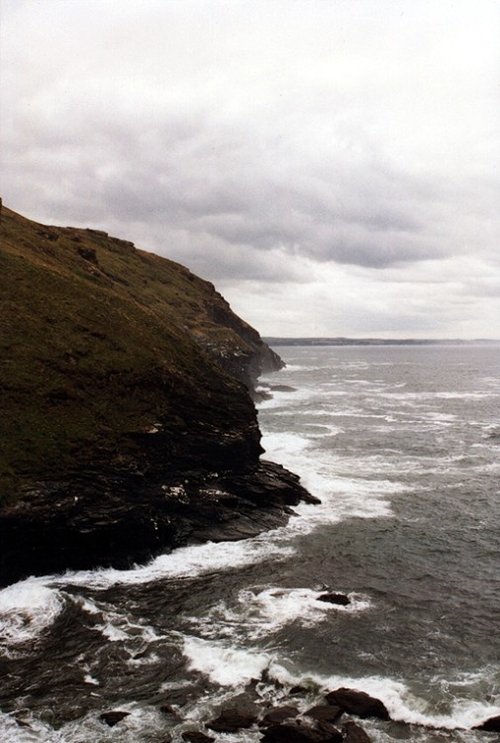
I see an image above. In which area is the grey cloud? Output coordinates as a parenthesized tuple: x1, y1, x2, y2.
(3, 91, 496, 280)
(1, 0, 499, 337)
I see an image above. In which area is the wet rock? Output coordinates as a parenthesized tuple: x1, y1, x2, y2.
(325, 688, 390, 721)
(182, 732, 215, 743)
(160, 703, 182, 719)
(207, 708, 257, 732)
(474, 714, 500, 731)
(317, 593, 350, 606)
(261, 706, 300, 725)
(261, 722, 342, 742)
(14, 718, 31, 729)
(342, 720, 372, 742)
(315, 721, 345, 740)
(99, 710, 130, 727)
(305, 705, 343, 723)
(289, 685, 309, 695)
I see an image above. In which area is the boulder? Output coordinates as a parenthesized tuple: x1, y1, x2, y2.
(207, 708, 257, 732)
(260, 722, 342, 743)
(474, 715, 500, 732)
(261, 706, 299, 725)
(182, 732, 215, 743)
(317, 593, 350, 606)
(99, 710, 130, 727)
(325, 689, 390, 721)
(305, 705, 343, 723)
(342, 720, 372, 742)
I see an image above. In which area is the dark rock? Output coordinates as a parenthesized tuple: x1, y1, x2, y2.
(99, 710, 130, 727)
(474, 714, 500, 731)
(0, 460, 312, 586)
(77, 245, 98, 262)
(160, 704, 181, 719)
(342, 721, 372, 742)
(261, 706, 299, 725)
(290, 685, 308, 695)
(261, 722, 342, 742)
(315, 721, 344, 739)
(325, 688, 390, 721)
(305, 705, 343, 723)
(207, 708, 257, 732)
(317, 593, 350, 606)
(182, 732, 215, 743)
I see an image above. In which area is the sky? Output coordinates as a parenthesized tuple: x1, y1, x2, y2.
(1, 0, 499, 338)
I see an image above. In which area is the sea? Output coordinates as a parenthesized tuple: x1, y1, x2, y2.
(1, 344, 499, 742)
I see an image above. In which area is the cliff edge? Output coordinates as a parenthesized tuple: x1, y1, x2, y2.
(0, 206, 313, 586)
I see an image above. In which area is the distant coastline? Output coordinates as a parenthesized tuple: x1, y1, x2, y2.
(264, 337, 500, 347)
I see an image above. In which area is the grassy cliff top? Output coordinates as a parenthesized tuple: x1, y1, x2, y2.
(0, 206, 272, 502)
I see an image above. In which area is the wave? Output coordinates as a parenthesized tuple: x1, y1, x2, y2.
(0, 578, 65, 654)
(48, 537, 295, 591)
(179, 634, 500, 732)
(267, 664, 500, 732)
(186, 586, 371, 643)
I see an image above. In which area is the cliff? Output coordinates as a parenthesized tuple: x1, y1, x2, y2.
(0, 206, 313, 586)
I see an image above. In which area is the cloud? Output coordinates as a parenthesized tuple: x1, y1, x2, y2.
(1, 0, 499, 336)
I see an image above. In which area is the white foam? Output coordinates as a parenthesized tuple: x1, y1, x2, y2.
(75, 595, 164, 645)
(0, 703, 176, 742)
(258, 386, 316, 409)
(267, 664, 500, 731)
(189, 586, 370, 643)
(182, 635, 271, 686)
(51, 537, 295, 591)
(0, 579, 64, 651)
(261, 430, 398, 526)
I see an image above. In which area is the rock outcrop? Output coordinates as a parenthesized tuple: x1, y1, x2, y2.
(474, 715, 500, 732)
(0, 205, 308, 586)
(325, 689, 390, 721)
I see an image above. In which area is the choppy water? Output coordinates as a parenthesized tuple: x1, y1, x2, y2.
(1, 345, 500, 742)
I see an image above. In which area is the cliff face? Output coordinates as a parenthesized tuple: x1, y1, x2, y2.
(0, 206, 312, 586)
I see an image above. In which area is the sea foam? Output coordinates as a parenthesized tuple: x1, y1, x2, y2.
(0, 579, 64, 652)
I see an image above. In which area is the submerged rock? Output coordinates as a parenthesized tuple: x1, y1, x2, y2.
(325, 688, 390, 721)
(342, 720, 372, 742)
(182, 732, 215, 743)
(474, 714, 500, 731)
(317, 593, 350, 606)
(260, 706, 300, 726)
(207, 708, 257, 732)
(99, 710, 130, 727)
(261, 722, 342, 743)
(305, 705, 343, 723)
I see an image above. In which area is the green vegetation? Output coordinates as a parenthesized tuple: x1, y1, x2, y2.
(0, 206, 263, 504)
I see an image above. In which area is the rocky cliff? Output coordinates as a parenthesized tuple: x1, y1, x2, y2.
(0, 206, 314, 587)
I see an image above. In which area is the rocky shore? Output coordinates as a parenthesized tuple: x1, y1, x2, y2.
(0, 205, 311, 587)
(59, 678, 500, 742)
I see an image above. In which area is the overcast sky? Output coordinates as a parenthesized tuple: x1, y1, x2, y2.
(1, 0, 499, 337)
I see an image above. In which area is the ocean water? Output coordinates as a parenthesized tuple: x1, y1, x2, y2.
(1, 345, 499, 742)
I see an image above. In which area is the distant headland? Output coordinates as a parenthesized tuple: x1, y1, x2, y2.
(264, 337, 500, 347)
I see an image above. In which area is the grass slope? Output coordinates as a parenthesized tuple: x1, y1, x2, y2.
(0, 206, 261, 503)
